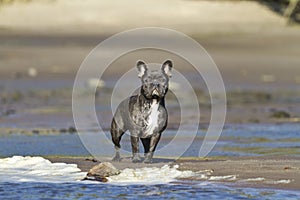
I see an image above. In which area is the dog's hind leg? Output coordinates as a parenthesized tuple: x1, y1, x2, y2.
(111, 119, 125, 162)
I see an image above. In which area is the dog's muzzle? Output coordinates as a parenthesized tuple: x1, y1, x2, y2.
(152, 89, 159, 95)
(152, 89, 160, 98)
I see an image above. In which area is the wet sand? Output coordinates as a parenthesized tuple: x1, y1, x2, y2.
(0, 2, 299, 127)
(48, 156, 300, 191)
(0, 31, 300, 129)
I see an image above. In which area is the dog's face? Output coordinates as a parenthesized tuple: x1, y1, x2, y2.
(137, 60, 172, 100)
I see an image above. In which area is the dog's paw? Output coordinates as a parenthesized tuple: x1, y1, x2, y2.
(112, 155, 122, 162)
(143, 158, 153, 164)
(144, 153, 153, 164)
(132, 154, 142, 163)
(132, 158, 142, 163)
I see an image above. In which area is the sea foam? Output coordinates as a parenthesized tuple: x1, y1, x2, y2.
(0, 156, 86, 183)
(0, 156, 194, 184)
(107, 165, 194, 184)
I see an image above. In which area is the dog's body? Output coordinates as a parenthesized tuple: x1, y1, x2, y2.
(111, 60, 172, 163)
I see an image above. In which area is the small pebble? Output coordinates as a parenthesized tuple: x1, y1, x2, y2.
(68, 126, 77, 133)
(28, 67, 38, 77)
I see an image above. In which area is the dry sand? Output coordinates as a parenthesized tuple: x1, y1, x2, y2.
(0, 0, 287, 35)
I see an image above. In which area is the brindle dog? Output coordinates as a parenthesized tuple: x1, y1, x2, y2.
(111, 60, 172, 163)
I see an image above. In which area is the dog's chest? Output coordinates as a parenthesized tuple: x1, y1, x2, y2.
(143, 100, 160, 137)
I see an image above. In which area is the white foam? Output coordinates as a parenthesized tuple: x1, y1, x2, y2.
(242, 177, 266, 182)
(209, 175, 237, 181)
(0, 157, 195, 184)
(107, 165, 194, 184)
(0, 156, 86, 183)
(265, 179, 293, 184)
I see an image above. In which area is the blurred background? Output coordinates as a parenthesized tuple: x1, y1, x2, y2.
(0, 0, 299, 133)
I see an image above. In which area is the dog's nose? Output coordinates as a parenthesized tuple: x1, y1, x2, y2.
(153, 83, 160, 88)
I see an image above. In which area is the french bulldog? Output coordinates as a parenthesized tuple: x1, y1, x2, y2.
(111, 60, 172, 163)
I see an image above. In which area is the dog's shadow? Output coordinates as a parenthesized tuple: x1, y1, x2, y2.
(150, 157, 175, 163)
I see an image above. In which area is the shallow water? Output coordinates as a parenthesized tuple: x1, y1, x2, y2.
(0, 124, 299, 157)
(0, 156, 299, 200)
(0, 124, 299, 199)
(1, 181, 299, 200)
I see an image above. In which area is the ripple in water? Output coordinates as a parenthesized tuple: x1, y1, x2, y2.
(1, 182, 299, 200)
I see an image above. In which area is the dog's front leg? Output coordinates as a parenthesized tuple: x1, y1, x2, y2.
(131, 135, 142, 163)
(144, 133, 161, 163)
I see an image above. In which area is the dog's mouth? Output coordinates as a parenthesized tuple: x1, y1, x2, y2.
(152, 89, 160, 99)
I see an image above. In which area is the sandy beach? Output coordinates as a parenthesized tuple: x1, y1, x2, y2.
(0, 0, 300, 198)
(47, 156, 300, 191)
(0, 0, 287, 35)
(1, 31, 300, 129)
(0, 1, 299, 129)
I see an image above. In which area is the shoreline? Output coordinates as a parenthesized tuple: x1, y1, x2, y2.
(47, 156, 300, 191)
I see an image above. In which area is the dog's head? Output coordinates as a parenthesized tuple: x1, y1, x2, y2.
(137, 60, 172, 100)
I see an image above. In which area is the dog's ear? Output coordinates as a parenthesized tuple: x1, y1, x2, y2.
(137, 60, 148, 78)
(161, 60, 172, 78)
